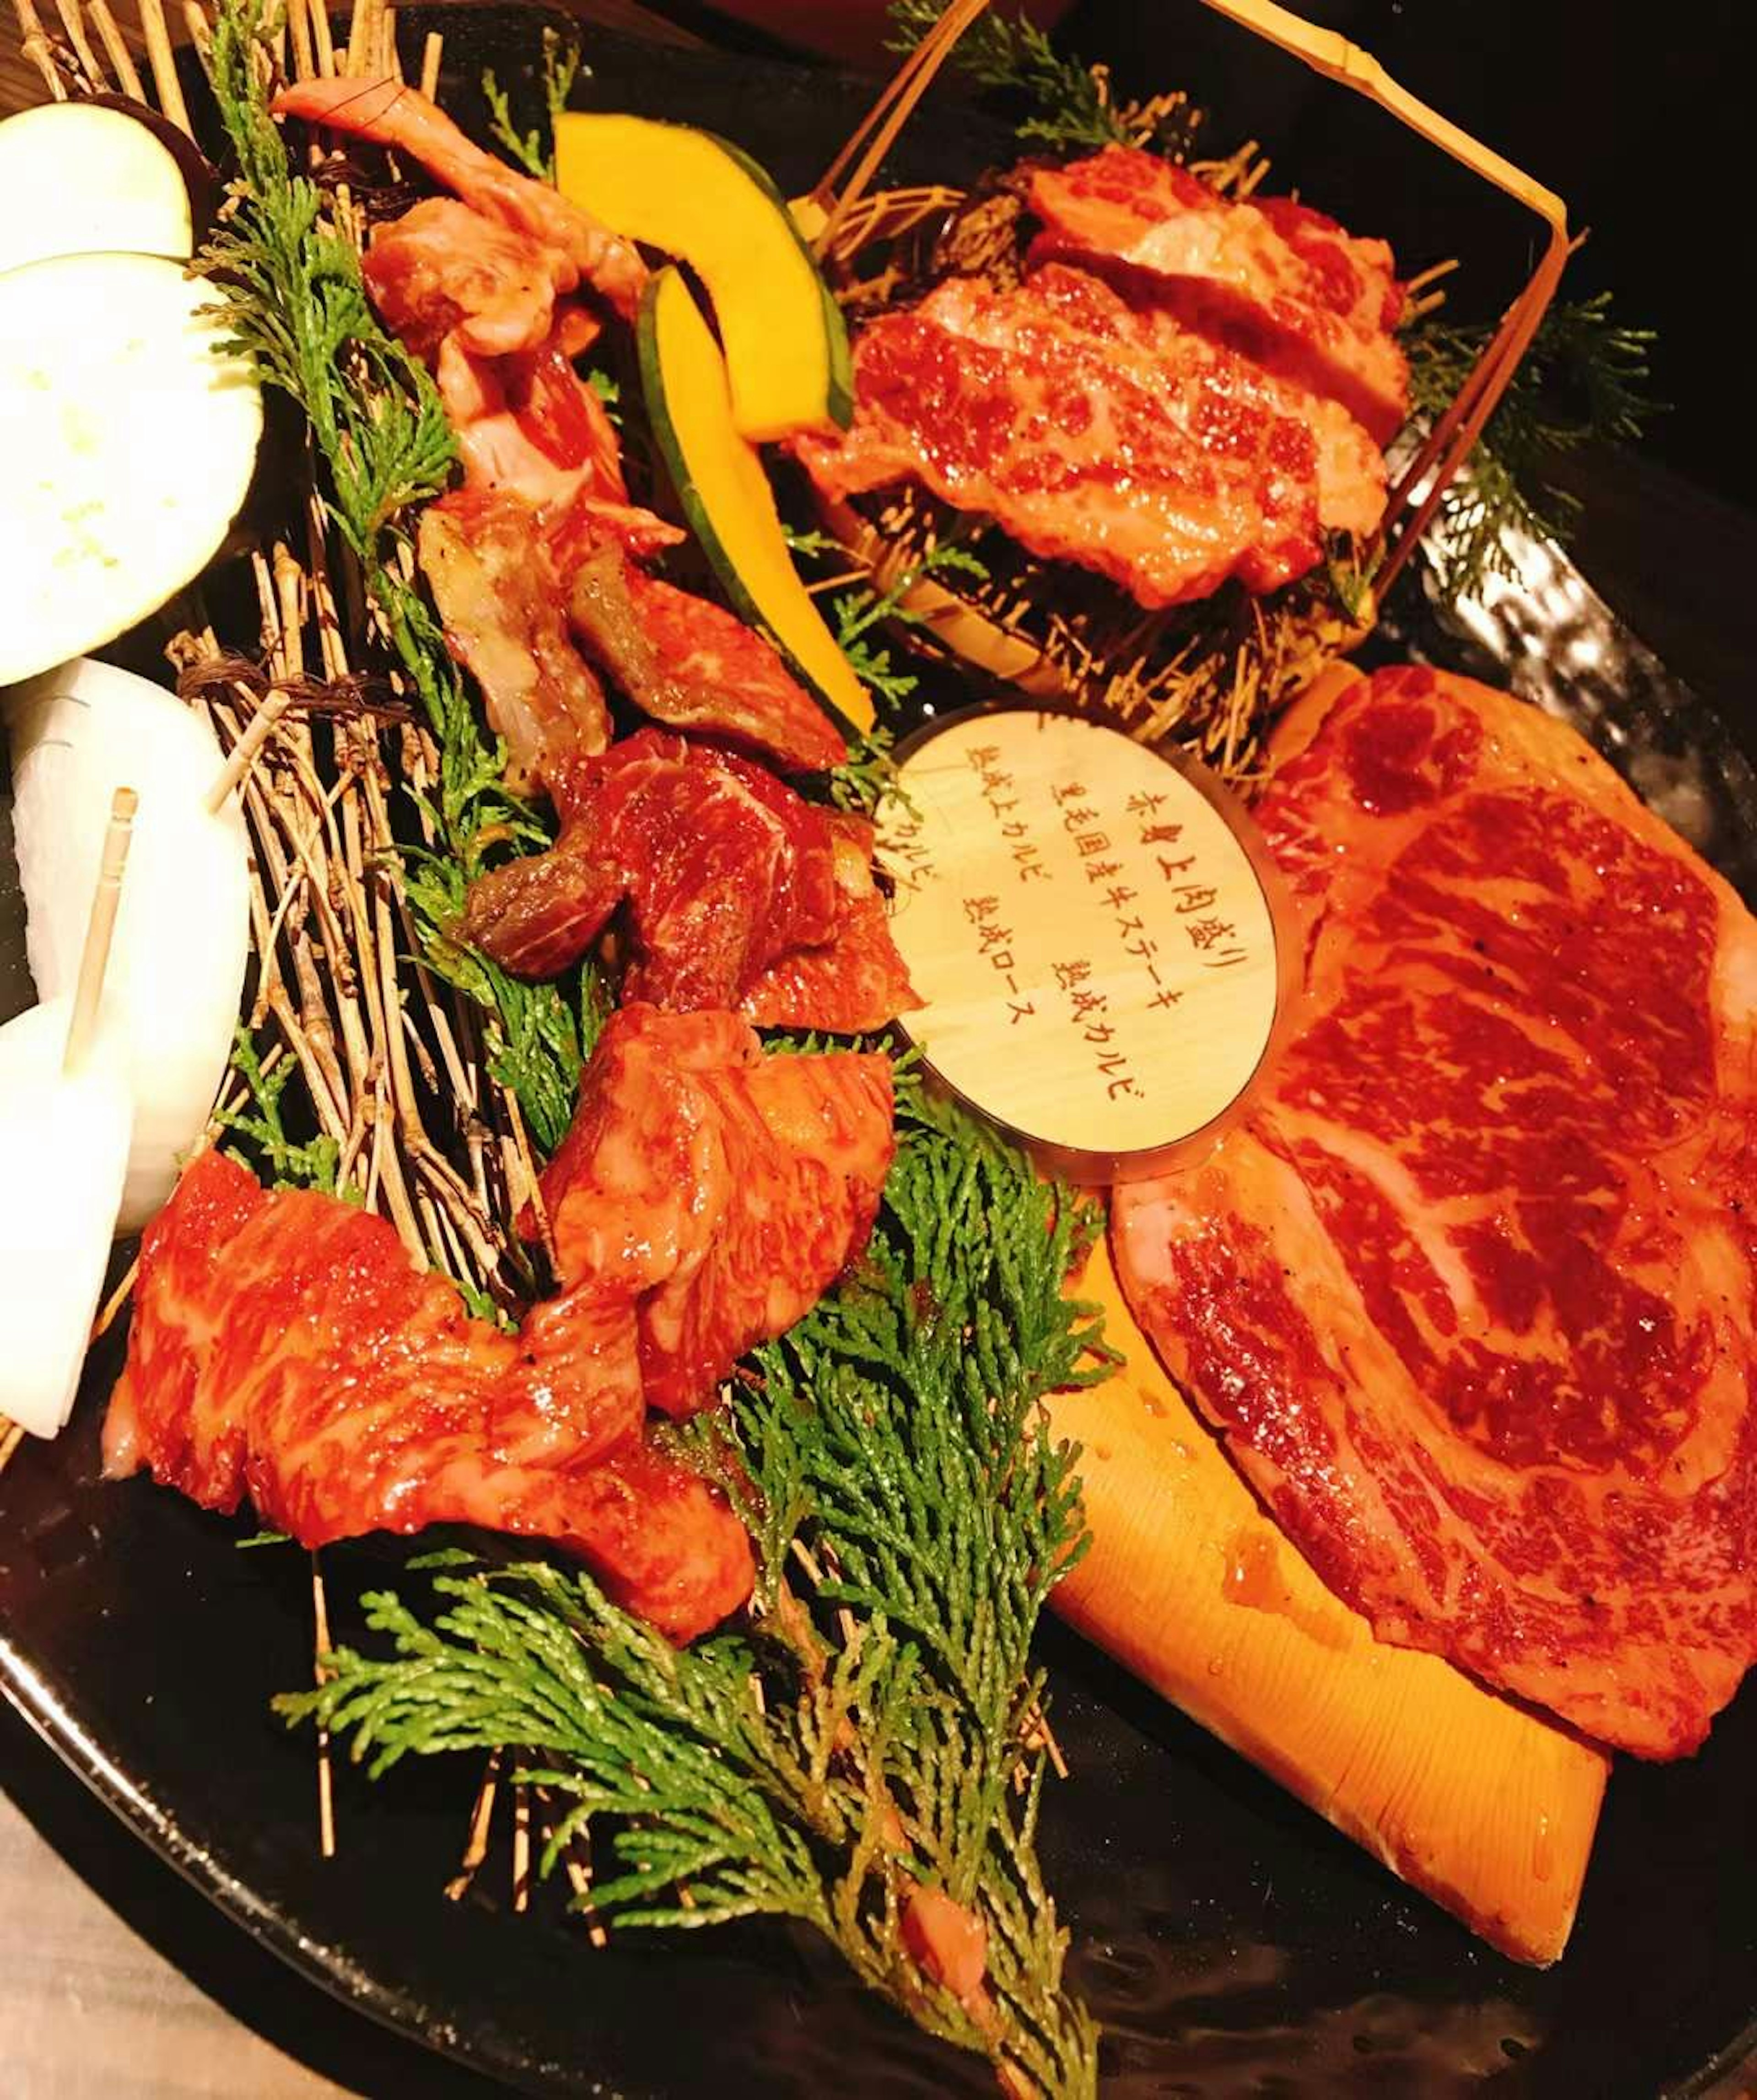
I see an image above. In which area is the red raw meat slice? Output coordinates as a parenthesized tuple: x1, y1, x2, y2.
(274, 76, 646, 319)
(102, 1149, 752, 1640)
(1111, 667, 1757, 1757)
(462, 730, 913, 1036)
(417, 487, 612, 797)
(1027, 147, 1409, 442)
(564, 544, 846, 775)
(535, 1005, 895, 1415)
(797, 263, 1378, 608)
(740, 812, 922, 1034)
(433, 331, 683, 560)
(364, 196, 575, 359)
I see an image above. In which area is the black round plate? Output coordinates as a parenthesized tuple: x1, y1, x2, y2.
(2, 11, 1754, 2096)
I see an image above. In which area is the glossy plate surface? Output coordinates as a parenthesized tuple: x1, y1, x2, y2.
(2, 12, 1754, 2095)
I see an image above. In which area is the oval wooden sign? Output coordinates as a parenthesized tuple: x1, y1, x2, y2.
(878, 707, 1291, 1183)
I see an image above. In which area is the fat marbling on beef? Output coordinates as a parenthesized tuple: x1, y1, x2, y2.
(1027, 146, 1409, 443)
(1113, 668, 1757, 1758)
(462, 728, 918, 1035)
(796, 262, 1385, 610)
(105, 1007, 895, 1640)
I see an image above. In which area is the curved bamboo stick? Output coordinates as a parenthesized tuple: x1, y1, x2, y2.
(810, 0, 992, 254)
(1185, 0, 1571, 587)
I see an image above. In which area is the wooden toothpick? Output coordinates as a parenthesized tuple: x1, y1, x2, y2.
(62, 786, 137, 1078)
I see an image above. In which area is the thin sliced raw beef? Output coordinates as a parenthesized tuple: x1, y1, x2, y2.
(364, 196, 574, 358)
(535, 1004, 895, 1414)
(418, 487, 611, 796)
(1027, 146, 1409, 442)
(740, 812, 922, 1034)
(463, 730, 916, 1033)
(797, 263, 1382, 608)
(566, 544, 846, 775)
(102, 1148, 752, 1640)
(433, 325, 682, 560)
(1112, 667, 1757, 1756)
(274, 76, 646, 319)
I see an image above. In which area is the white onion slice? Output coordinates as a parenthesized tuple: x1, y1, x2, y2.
(0, 102, 194, 276)
(5, 657, 252, 1230)
(0, 998, 132, 1438)
(0, 251, 262, 686)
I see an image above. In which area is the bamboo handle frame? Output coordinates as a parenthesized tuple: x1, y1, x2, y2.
(817, 0, 1572, 595)
(1188, 0, 1571, 589)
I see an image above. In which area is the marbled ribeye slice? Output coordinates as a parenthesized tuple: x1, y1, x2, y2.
(796, 263, 1384, 610)
(1113, 667, 1757, 1757)
(1027, 146, 1409, 442)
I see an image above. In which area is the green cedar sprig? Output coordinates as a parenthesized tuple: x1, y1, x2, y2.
(204, 0, 586, 1152)
(483, 27, 583, 183)
(213, 1024, 349, 1195)
(886, 0, 1127, 151)
(283, 1082, 1106, 2094)
(1406, 294, 1660, 598)
(781, 528, 989, 814)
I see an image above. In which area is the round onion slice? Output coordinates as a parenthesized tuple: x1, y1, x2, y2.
(5, 657, 252, 1230)
(0, 251, 262, 685)
(0, 998, 132, 1438)
(0, 101, 194, 276)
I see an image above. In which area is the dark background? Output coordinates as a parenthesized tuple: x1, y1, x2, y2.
(678, 0, 1756, 733)
(1059, 0, 1756, 734)
(1068, 0, 1748, 507)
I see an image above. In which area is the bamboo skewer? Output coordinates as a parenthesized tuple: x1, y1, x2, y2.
(133, 0, 191, 138)
(51, 0, 104, 91)
(205, 684, 293, 814)
(87, 0, 144, 99)
(810, 0, 992, 255)
(446, 1753, 502, 1901)
(310, 1553, 338, 1858)
(11, 0, 66, 98)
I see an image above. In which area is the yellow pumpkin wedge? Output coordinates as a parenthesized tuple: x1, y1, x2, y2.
(637, 265, 873, 738)
(555, 112, 852, 442)
(1049, 1234, 1609, 1967)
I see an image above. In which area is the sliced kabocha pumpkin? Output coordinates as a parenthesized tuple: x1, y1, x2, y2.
(636, 264, 873, 740)
(553, 111, 852, 442)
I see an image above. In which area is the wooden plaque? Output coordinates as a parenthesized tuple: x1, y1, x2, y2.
(878, 708, 1290, 1182)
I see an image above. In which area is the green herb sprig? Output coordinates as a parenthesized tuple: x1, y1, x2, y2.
(886, 0, 1127, 151)
(214, 1024, 350, 1195)
(285, 1082, 1105, 2095)
(484, 26, 583, 183)
(206, 0, 586, 1150)
(1406, 292, 1660, 598)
